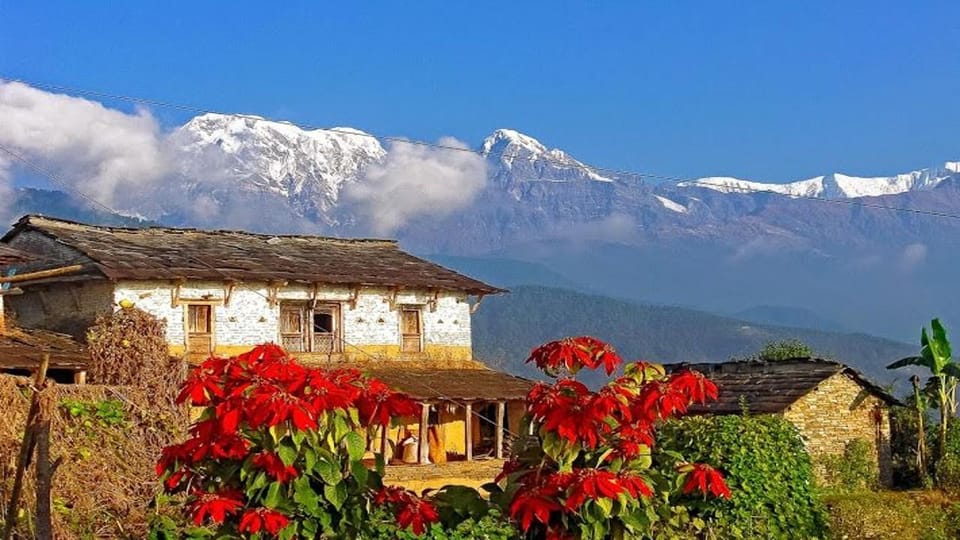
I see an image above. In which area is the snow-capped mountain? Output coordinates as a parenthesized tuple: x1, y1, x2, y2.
(170, 113, 385, 222)
(481, 128, 611, 199)
(679, 164, 959, 199)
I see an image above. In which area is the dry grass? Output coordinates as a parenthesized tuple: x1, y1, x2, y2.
(0, 308, 187, 539)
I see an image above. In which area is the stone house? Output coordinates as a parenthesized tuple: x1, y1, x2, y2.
(0, 215, 532, 465)
(665, 358, 900, 487)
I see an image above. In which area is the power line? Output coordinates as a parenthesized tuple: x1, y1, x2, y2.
(0, 143, 120, 216)
(6, 75, 960, 222)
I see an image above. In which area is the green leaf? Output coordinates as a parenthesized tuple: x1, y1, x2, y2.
(351, 460, 369, 487)
(315, 458, 341, 486)
(323, 482, 347, 510)
(344, 431, 366, 462)
(293, 476, 321, 515)
(888, 356, 923, 370)
(278, 440, 298, 467)
(264, 481, 284, 509)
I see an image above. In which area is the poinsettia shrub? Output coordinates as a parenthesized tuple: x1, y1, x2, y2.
(155, 344, 440, 539)
(487, 336, 732, 540)
(659, 415, 829, 538)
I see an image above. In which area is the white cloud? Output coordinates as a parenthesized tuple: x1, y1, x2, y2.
(344, 137, 487, 235)
(900, 242, 927, 272)
(0, 80, 171, 210)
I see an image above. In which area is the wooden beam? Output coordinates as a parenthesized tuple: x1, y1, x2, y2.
(495, 401, 505, 459)
(418, 402, 430, 465)
(73, 370, 87, 385)
(0, 265, 85, 285)
(465, 402, 473, 462)
(348, 286, 360, 310)
(470, 294, 487, 315)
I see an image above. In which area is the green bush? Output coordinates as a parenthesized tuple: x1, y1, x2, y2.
(936, 423, 960, 491)
(362, 507, 517, 540)
(660, 414, 829, 539)
(821, 439, 877, 493)
(825, 491, 960, 540)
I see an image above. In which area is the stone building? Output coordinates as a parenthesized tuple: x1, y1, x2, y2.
(665, 358, 899, 487)
(0, 215, 532, 465)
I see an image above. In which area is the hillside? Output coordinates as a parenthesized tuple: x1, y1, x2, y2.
(472, 286, 916, 391)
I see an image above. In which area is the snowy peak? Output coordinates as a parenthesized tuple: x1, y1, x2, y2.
(680, 162, 958, 200)
(480, 128, 611, 185)
(171, 113, 386, 219)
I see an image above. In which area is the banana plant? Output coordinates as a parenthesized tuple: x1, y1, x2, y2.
(888, 318, 960, 462)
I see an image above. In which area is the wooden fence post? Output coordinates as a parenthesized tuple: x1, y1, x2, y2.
(2, 354, 49, 540)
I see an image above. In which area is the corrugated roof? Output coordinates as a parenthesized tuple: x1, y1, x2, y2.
(344, 363, 534, 401)
(663, 358, 900, 414)
(1, 215, 504, 294)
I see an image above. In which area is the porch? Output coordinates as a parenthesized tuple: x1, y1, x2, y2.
(350, 362, 534, 465)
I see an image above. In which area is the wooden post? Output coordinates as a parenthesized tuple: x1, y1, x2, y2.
(464, 402, 473, 461)
(380, 425, 389, 461)
(495, 401, 505, 459)
(418, 403, 430, 465)
(34, 417, 52, 539)
(73, 370, 87, 385)
(2, 354, 48, 540)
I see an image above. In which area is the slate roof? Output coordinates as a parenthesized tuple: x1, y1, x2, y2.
(663, 358, 900, 414)
(344, 363, 534, 401)
(0, 245, 30, 266)
(0, 326, 88, 372)
(1, 215, 503, 295)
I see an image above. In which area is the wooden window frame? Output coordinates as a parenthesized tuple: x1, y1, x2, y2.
(278, 301, 343, 354)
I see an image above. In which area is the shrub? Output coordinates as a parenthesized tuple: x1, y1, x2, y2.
(936, 422, 960, 491)
(757, 340, 814, 361)
(487, 337, 731, 539)
(821, 438, 877, 493)
(659, 414, 829, 538)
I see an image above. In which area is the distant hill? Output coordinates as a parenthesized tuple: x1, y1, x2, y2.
(426, 254, 585, 291)
(11, 188, 158, 228)
(473, 286, 916, 392)
(732, 305, 847, 333)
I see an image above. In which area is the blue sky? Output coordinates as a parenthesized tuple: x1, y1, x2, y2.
(2, 1, 959, 182)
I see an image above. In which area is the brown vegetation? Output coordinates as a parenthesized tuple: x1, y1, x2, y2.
(0, 308, 186, 539)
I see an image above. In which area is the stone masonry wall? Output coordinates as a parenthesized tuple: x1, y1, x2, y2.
(6, 280, 115, 339)
(112, 280, 472, 360)
(782, 372, 893, 487)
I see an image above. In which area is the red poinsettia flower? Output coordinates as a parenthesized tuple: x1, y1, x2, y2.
(563, 469, 626, 511)
(530, 379, 613, 448)
(669, 370, 719, 405)
(396, 497, 440, 535)
(527, 336, 623, 375)
(374, 486, 440, 536)
(189, 489, 244, 525)
(177, 368, 225, 406)
(680, 463, 731, 499)
(307, 369, 362, 412)
(238, 508, 290, 536)
(633, 382, 689, 422)
(509, 485, 564, 532)
(252, 451, 299, 483)
(356, 379, 419, 426)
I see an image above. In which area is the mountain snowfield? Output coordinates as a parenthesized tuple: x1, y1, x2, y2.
(167, 113, 958, 213)
(681, 165, 958, 199)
